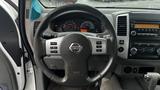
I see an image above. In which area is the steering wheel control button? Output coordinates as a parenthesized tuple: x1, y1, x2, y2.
(69, 43, 83, 54)
(96, 49, 102, 52)
(88, 36, 107, 55)
(46, 37, 64, 55)
(50, 46, 58, 49)
(118, 47, 124, 52)
(50, 50, 58, 53)
(96, 45, 102, 48)
(96, 41, 102, 44)
(50, 42, 57, 45)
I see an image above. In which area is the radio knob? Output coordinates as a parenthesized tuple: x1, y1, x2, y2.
(130, 48, 137, 55)
(131, 31, 137, 36)
(156, 48, 160, 56)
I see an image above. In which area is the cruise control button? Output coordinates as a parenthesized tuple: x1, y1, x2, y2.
(50, 42, 57, 45)
(50, 50, 58, 53)
(96, 46, 102, 48)
(50, 47, 58, 49)
(96, 41, 102, 44)
(96, 49, 102, 52)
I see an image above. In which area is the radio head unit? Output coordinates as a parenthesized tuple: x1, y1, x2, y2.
(129, 21, 160, 59)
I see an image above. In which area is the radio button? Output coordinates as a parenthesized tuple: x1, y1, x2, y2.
(131, 31, 137, 36)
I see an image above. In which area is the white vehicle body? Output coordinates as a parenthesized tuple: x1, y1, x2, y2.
(0, 0, 36, 90)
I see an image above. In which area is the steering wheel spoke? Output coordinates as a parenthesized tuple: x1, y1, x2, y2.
(63, 58, 89, 85)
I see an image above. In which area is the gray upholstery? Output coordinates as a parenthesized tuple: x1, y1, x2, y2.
(100, 75, 122, 90)
(155, 85, 160, 90)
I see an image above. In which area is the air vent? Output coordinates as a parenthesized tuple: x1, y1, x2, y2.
(117, 16, 127, 36)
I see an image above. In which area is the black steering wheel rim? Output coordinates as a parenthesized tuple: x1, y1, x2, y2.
(34, 4, 117, 86)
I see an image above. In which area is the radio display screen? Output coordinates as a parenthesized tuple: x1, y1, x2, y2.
(134, 23, 160, 29)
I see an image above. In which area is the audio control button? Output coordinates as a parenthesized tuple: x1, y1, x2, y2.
(131, 31, 137, 36)
(130, 47, 137, 55)
(156, 48, 160, 56)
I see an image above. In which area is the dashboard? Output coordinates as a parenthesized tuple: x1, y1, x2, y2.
(31, 9, 160, 70)
(49, 13, 102, 33)
(28, 6, 160, 77)
(27, 4, 160, 88)
(48, 12, 160, 60)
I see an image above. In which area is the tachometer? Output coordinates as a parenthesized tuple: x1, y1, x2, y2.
(80, 21, 95, 32)
(62, 20, 77, 31)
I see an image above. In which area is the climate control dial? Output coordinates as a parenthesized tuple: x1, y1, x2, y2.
(131, 31, 137, 36)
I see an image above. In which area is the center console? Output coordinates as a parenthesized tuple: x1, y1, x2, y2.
(129, 13, 160, 60)
(117, 13, 160, 60)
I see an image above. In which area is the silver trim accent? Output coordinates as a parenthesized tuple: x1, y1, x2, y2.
(46, 37, 64, 55)
(87, 36, 107, 55)
(46, 35, 107, 55)
(116, 14, 130, 59)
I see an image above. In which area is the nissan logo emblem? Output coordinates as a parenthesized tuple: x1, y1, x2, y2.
(69, 43, 83, 53)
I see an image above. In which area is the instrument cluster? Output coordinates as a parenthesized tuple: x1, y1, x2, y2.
(49, 17, 102, 33)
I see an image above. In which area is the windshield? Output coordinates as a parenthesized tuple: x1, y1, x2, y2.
(39, 0, 160, 9)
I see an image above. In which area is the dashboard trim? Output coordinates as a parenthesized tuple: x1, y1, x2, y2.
(116, 14, 130, 59)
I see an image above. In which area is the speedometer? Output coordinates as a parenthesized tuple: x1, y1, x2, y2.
(62, 20, 77, 32)
(80, 21, 95, 32)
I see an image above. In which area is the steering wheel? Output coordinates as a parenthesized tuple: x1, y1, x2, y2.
(34, 4, 117, 86)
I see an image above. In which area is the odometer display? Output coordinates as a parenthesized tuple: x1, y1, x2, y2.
(62, 20, 77, 31)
